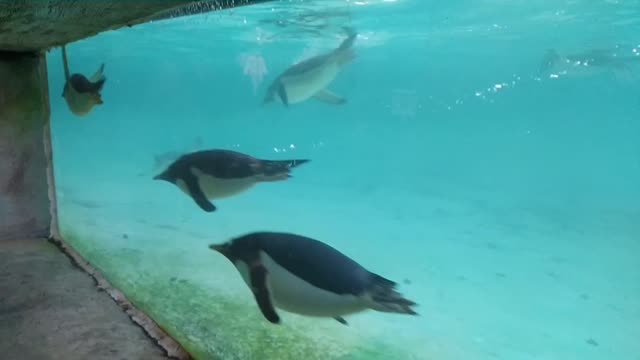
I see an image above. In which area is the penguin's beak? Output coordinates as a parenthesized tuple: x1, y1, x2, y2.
(153, 171, 169, 181)
(209, 243, 228, 256)
(209, 243, 233, 261)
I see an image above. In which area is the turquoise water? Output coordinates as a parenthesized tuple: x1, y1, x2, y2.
(48, 1, 639, 359)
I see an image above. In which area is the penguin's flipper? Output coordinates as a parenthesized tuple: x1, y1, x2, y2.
(277, 83, 289, 107)
(90, 63, 106, 83)
(89, 64, 107, 93)
(334, 316, 348, 326)
(184, 175, 217, 212)
(249, 263, 280, 324)
(313, 89, 346, 105)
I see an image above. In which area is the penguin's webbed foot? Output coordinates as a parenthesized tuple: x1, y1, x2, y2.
(334, 316, 348, 326)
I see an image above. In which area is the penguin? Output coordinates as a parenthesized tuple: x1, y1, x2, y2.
(61, 45, 107, 117)
(153, 149, 310, 213)
(539, 48, 637, 80)
(263, 27, 358, 107)
(209, 232, 418, 325)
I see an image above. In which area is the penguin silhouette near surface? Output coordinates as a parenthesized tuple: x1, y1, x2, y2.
(539, 48, 638, 80)
(154, 149, 310, 213)
(61, 45, 107, 117)
(209, 232, 418, 325)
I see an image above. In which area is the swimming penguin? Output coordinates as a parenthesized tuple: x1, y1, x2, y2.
(153, 149, 310, 213)
(263, 27, 358, 107)
(209, 232, 418, 325)
(61, 45, 107, 117)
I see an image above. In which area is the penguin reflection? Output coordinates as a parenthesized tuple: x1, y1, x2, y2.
(61, 45, 107, 117)
(539, 48, 639, 80)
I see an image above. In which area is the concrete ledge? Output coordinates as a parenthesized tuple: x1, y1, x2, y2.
(0, 238, 182, 360)
(47, 236, 192, 360)
(0, 1, 190, 51)
(0, 0, 268, 52)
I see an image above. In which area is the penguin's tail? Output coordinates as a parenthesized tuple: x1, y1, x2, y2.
(364, 274, 418, 316)
(338, 29, 357, 51)
(259, 159, 310, 178)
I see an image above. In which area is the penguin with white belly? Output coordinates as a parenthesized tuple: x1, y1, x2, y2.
(263, 27, 358, 107)
(153, 149, 310, 213)
(209, 232, 418, 325)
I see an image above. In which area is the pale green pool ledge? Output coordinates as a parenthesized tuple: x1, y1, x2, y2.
(0, 2, 271, 360)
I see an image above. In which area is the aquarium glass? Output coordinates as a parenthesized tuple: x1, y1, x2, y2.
(48, 0, 640, 359)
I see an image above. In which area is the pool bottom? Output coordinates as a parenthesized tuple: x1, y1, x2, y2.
(51, 175, 640, 360)
(58, 225, 423, 360)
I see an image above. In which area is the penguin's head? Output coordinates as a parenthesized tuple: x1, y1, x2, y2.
(262, 91, 275, 105)
(153, 167, 176, 183)
(209, 234, 260, 263)
(540, 48, 561, 75)
(209, 242, 235, 262)
(262, 82, 280, 105)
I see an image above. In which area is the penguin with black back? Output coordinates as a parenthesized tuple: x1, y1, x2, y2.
(209, 232, 418, 325)
(154, 149, 310, 213)
(61, 45, 107, 117)
(263, 27, 358, 107)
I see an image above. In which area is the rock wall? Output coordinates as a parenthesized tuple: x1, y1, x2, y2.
(0, 52, 52, 241)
